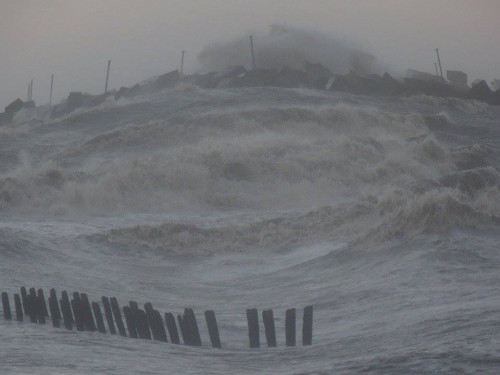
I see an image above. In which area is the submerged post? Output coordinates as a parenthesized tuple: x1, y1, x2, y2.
(262, 309, 277, 347)
(60, 291, 73, 330)
(104, 59, 111, 93)
(101, 296, 116, 334)
(49, 74, 54, 106)
(285, 308, 296, 346)
(204, 310, 221, 348)
(165, 312, 180, 344)
(2, 292, 12, 320)
(184, 308, 201, 346)
(249, 35, 256, 70)
(14, 294, 23, 321)
(21, 287, 29, 316)
(246, 308, 260, 348)
(302, 305, 313, 345)
(92, 302, 106, 334)
(110, 297, 127, 337)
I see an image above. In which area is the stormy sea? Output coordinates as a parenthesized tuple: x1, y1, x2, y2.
(1, 85, 499, 374)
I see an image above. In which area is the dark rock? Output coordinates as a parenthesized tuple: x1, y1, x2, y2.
(5, 98, 25, 114)
(466, 80, 493, 102)
(224, 68, 278, 88)
(379, 72, 404, 95)
(215, 65, 246, 79)
(123, 84, 142, 98)
(447, 70, 468, 90)
(276, 66, 308, 88)
(114, 87, 129, 100)
(304, 62, 332, 88)
(156, 70, 181, 89)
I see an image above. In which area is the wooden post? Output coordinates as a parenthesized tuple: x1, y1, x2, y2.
(285, 308, 296, 346)
(49, 289, 62, 320)
(250, 36, 256, 70)
(101, 296, 116, 334)
(60, 291, 73, 330)
(49, 74, 54, 106)
(105, 60, 111, 93)
(2, 292, 12, 320)
(246, 308, 260, 348)
(153, 310, 168, 342)
(262, 309, 277, 347)
(80, 293, 96, 332)
(135, 309, 151, 340)
(37, 289, 49, 317)
(110, 297, 127, 337)
(123, 306, 138, 338)
(71, 292, 85, 331)
(302, 305, 313, 345)
(165, 312, 180, 344)
(184, 308, 201, 346)
(21, 287, 29, 316)
(28, 289, 37, 323)
(177, 314, 188, 345)
(48, 295, 61, 328)
(144, 302, 166, 342)
(204, 310, 221, 348)
(92, 302, 106, 334)
(14, 294, 23, 322)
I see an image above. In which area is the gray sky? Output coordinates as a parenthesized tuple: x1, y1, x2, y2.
(1, 0, 499, 109)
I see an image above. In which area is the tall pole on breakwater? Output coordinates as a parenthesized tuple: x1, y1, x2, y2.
(435, 48, 444, 83)
(434, 63, 439, 77)
(49, 74, 54, 106)
(249, 35, 256, 70)
(181, 51, 185, 75)
(104, 60, 111, 93)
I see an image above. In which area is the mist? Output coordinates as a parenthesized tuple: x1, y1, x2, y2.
(198, 25, 386, 75)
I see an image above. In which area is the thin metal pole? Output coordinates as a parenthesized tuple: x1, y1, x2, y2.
(181, 51, 185, 75)
(434, 63, 439, 77)
(250, 35, 256, 70)
(27, 83, 31, 101)
(435, 48, 444, 83)
(105, 60, 111, 93)
(49, 74, 54, 106)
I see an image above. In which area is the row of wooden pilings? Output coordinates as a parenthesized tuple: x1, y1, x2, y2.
(2, 288, 313, 348)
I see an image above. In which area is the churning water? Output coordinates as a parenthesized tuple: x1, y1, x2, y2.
(1, 86, 500, 374)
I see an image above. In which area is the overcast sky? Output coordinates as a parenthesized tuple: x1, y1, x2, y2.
(1, 0, 499, 109)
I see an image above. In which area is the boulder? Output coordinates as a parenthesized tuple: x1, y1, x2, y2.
(276, 66, 308, 88)
(156, 70, 181, 89)
(215, 65, 246, 79)
(5, 98, 25, 114)
(466, 80, 492, 102)
(304, 62, 332, 88)
(378, 73, 404, 96)
(229, 68, 278, 88)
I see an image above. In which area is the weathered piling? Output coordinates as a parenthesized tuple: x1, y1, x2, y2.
(2, 292, 12, 320)
(110, 297, 127, 337)
(71, 292, 85, 331)
(135, 309, 151, 340)
(101, 296, 116, 334)
(262, 309, 277, 347)
(302, 305, 313, 345)
(28, 288, 37, 323)
(14, 294, 23, 321)
(92, 302, 106, 334)
(177, 314, 188, 345)
(204, 310, 221, 348)
(144, 302, 166, 342)
(123, 306, 138, 338)
(37, 289, 49, 317)
(184, 308, 202, 346)
(48, 295, 61, 328)
(165, 312, 180, 344)
(285, 308, 296, 346)
(246, 308, 260, 348)
(80, 293, 96, 332)
(49, 289, 62, 320)
(21, 287, 29, 316)
(60, 291, 74, 330)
